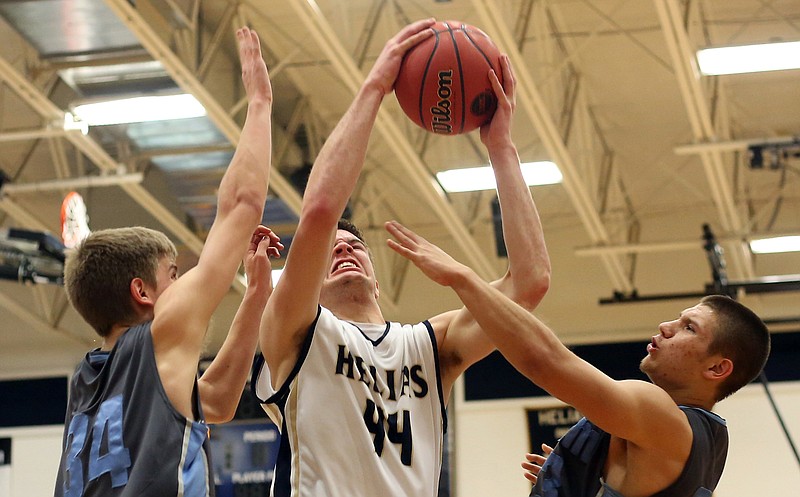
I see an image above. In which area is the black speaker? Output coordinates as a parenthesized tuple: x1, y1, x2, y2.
(491, 196, 507, 258)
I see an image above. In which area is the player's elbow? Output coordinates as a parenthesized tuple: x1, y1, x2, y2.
(205, 406, 236, 425)
(300, 196, 344, 226)
(198, 378, 240, 424)
(523, 270, 551, 309)
(201, 395, 238, 424)
(504, 267, 551, 311)
(217, 185, 265, 224)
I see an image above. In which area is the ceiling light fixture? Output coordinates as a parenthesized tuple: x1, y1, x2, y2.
(436, 161, 562, 193)
(70, 93, 206, 126)
(750, 236, 800, 254)
(697, 40, 800, 75)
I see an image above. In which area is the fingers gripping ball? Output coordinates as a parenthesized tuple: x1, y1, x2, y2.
(394, 20, 503, 135)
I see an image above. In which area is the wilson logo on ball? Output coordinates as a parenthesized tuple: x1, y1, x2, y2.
(394, 21, 503, 135)
(431, 70, 454, 134)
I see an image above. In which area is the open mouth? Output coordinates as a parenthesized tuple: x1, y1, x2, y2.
(332, 260, 358, 274)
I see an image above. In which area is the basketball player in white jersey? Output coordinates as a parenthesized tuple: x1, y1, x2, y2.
(251, 19, 551, 496)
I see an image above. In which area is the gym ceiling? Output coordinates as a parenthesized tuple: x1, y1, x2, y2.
(0, 0, 798, 375)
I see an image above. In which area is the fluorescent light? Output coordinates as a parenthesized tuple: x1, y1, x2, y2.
(63, 112, 88, 135)
(750, 236, 800, 254)
(697, 41, 800, 75)
(71, 94, 206, 126)
(436, 161, 562, 193)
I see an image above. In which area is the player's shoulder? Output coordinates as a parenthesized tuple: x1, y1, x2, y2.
(427, 309, 459, 335)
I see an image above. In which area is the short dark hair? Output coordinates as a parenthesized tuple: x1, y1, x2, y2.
(701, 295, 770, 400)
(64, 227, 177, 337)
(337, 218, 365, 243)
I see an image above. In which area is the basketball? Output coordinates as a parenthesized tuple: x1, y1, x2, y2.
(394, 21, 503, 135)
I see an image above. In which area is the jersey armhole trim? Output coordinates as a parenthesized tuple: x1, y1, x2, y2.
(424, 319, 448, 434)
(251, 305, 322, 406)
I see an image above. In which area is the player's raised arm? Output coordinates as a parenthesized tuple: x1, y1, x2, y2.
(200, 226, 282, 423)
(151, 26, 273, 418)
(257, 19, 436, 391)
(429, 55, 551, 394)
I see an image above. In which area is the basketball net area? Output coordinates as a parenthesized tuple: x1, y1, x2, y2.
(61, 191, 91, 250)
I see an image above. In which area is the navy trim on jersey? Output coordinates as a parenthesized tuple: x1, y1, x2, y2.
(272, 416, 292, 497)
(347, 321, 391, 346)
(424, 319, 448, 434)
(249, 355, 266, 400)
(87, 350, 109, 370)
(682, 405, 726, 426)
(250, 305, 322, 406)
(249, 353, 264, 399)
(268, 315, 321, 495)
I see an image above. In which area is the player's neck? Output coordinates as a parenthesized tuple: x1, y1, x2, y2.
(667, 388, 716, 411)
(102, 314, 151, 351)
(327, 299, 384, 324)
(321, 280, 384, 323)
(102, 325, 128, 351)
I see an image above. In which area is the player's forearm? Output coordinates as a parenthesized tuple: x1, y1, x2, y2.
(490, 142, 551, 308)
(200, 285, 271, 423)
(302, 85, 384, 221)
(216, 100, 272, 223)
(449, 266, 564, 383)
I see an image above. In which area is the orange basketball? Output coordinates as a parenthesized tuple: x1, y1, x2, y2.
(394, 21, 503, 135)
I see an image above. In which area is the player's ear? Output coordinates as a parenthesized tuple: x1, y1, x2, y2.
(130, 278, 154, 306)
(704, 357, 733, 381)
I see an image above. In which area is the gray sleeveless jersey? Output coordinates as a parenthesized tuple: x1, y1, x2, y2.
(530, 406, 728, 497)
(54, 322, 213, 497)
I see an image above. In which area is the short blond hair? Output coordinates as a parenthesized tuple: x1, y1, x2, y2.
(64, 227, 177, 337)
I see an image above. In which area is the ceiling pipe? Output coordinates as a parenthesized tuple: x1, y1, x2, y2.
(674, 135, 799, 155)
(1, 173, 144, 194)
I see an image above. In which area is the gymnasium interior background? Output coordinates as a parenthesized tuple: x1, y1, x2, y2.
(0, 1, 798, 496)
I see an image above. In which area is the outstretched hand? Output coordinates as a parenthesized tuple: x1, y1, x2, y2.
(236, 27, 272, 105)
(521, 444, 554, 485)
(480, 54, 517, 149)
(366, 18, 436, 96)
(244, 225, 283, 289)
(384, 220, 470, 288)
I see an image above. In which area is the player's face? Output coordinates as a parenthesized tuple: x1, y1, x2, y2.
(640, 303, 719, 389)
(324, 229, 378, 297)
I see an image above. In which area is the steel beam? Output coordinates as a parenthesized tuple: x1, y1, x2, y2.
(0, 197, 50, 231)
(653, 0, 755, 280)
(0, 51, 207, 255)
(102, 0, 303, 216)
(0, 290, 92, 346)
(471, 0, 633, 292)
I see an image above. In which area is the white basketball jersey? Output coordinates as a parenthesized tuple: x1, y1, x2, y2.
(252, 306, 446, 497)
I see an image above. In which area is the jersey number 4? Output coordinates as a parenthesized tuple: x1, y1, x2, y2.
(63, 395, 132, 497)
(363, 399, 413, 466)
